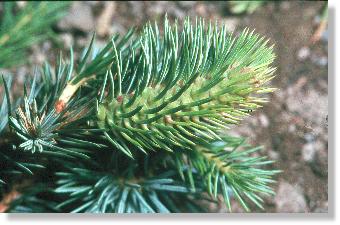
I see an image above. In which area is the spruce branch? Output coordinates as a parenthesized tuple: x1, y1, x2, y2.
(52, 148, 211, 213)
(5, 183, 62, 213)
(0, 75, 11, 134)
(0, 76, 44, 187)
(2, 16, 279, 213)
(4, 55, 94, 159)
(55, 28, 137, 113)
(2, 28, 138, 158)
(54, 168, 207, 213)
(173, 136, 280, 212)
(96, 17, 276, 156)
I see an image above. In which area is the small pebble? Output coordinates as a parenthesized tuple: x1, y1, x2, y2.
(297, 46, 310, 61)
(304, 133, 315, 143)
(302, 142, 315, 162)
(321, 29, 328, 42)
(268, 150, 280, 160)
(288, 124, 296, 133)
(60, 33, 74, 48)
(310, 53, 328, 67)
(258, 113, 269, 127)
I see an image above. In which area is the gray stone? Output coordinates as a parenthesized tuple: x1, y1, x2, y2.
(146, 2, 181, 17)
(109, 23, 127, 36)
(178, 1, 196, 9)
(311, 55, 328, 67)
(258, 113, 269, 127)
(286, 88, 328, 128)
(297, 46, 310, 61)
(58, 2, 95, 33)
(321, 30, 328, 43)
(302, 142, 315, 162)
(222, 18, 239, 33)
(268, 150, 280, 160)
(304, 133, 315, 143)
(275, 181, 308, 212)
(60, 33, 74, 49)
(96, 2, 116, 37)
(288, 124, 296, 133)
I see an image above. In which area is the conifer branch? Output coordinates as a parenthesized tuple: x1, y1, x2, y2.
(174, 136, 280, 212)
(1, 16, 279, 213)
(96, 17, 276, 156)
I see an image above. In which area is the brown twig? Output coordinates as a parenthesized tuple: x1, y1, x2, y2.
(0, 189, 20, 213)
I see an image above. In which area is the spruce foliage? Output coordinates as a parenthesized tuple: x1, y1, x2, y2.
(0, 16, 279, 213)
(0, 2, 69, 68)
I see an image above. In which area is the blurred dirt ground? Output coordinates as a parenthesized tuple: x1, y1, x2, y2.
(3, 1, 328, 213)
